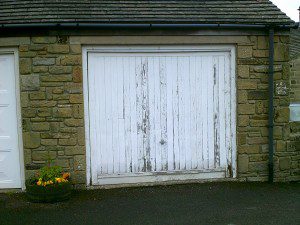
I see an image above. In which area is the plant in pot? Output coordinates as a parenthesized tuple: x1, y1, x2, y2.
(26, 165, 72, 203)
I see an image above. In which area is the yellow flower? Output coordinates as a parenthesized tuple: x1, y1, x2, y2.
(55, 178, 62, 183)
(62, 173, 70, 180)
(37, 180, 42, 186)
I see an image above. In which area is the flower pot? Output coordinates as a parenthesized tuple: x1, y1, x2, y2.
(25, 180, 72, 203)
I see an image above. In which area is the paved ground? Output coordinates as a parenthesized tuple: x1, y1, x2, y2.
(0, 182, 299, 225)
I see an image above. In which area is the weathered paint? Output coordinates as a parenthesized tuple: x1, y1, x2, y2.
(85, 46, 236, 185)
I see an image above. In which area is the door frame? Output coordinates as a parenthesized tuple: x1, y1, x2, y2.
(83, 45, 236, 186)
(0, 48, 25, 190)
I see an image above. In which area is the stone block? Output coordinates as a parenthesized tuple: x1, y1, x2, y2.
(19, 45, 29, 52)
(74, 155, 85, 171)
(40, 75, 72, 82)
(238, 145, 260, 154)
(53, 107, 73, 118)
(54, 158, 70, 168)
(65, 146, 85, 156)
(237, 80, 257, 90)
(248, 137, 268, 145)
(238, 46, 253, 58)
(77, 127, 85, 146)
(23, 132, 41, 149)
(274, 43, 289, 62)
(32, 151, 56, 161)
(276, 140, 286, 152)
(47, 45, 69, 54)
(22, 108, 36, 118)
(33, 58, 55, 66)
(253, 50, 268, 58)
(279, 157, 291, 170)
(238, 155, 249, 173)
(255, 101, 268, 114)
(248, 162, 268, 172)
(49, 66, 73, 74)
(257, 36, 268, 49)
(60, 55, 82, 65)
(29, 92, 46, 100)
(41, 139, 58, 146)
(237, 90, 247, 103)
(238, 104, 255, 115)
(64, 118, 84, 127)
(72, 105, 84, 119)
(37, 108, 52, 117)
(59, 138, 77, 146)
(32, 66, 48, 73)
(19, 58, 31, 74)
(70, 44, 82, 54)
(32, 37, 57, 44)
(238, 65, 249, 78)
(238, 133, 247, 145)
(73, 66, 82, 82)
(19, 51, 37, 58)
(274, 108, 289, 123)
(70, 94, 83, 103)
(21, 75, 40, 91)
(238, 115, 249, 127)
(247, 91, 268, 100)
(31, 122, 50, 131)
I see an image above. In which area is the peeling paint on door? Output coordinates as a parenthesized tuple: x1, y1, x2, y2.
(87, 47, 235, 185)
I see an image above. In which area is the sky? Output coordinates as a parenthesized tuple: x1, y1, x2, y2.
(270, 0, 299, 22)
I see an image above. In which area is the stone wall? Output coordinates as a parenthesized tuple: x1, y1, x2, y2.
(236, 35, 299, 181)
(290, 57, 300, 102)
(19, 36, 86, 186)
(15, 33, 299, 186)
(288, 55, 300, 182)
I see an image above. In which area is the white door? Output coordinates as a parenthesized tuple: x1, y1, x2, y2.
(85, 46, 236, 185)
(0, 53, 22, 188)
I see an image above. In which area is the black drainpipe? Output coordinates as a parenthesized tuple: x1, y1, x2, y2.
(268, 27, 274, 183)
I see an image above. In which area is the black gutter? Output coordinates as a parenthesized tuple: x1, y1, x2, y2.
(0, 22, 297, 29)
(268, 28, 274, 183)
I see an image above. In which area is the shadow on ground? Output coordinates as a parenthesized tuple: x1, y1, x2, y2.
(0, 182, 299, 225)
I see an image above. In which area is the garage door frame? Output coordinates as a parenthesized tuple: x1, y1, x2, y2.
(0, 48, 25, 190)
(83, 45, 237, 186)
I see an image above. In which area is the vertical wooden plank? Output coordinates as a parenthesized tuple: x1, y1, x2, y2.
(201, 56, 209, 169)
(154, 57, 161, 171)
(166, 56, 174, 171)
(196, 56, 204, 170)
(184, 56, 192, 171)
(213, 56, 220, 168)
(218, 55, 227, 168)
(141, 57, 151, 172)
(190, 56, 198, 170)
(123, 57, 132, 173)
(130, 56, 138, 173)
(105, 57, 114, 174)
(148, 57, 157, 172)
(87, 54, 99, 182)
(177, 56, 186, 170)
(118, 57, 126, 173)
(159, 57, 168, 171)
(224, 53, 232, 172)
(172, 56, 180, 171)
(95, 56, 104, 175)
(111, 57, 119, 174)
(207, 56, 215, 169)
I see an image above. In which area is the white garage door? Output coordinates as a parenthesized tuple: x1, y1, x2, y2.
(0, 51, 22, 189)
(85, 46, 236, 185)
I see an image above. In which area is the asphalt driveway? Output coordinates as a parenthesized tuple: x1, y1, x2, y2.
(0, 182, 299, 225)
